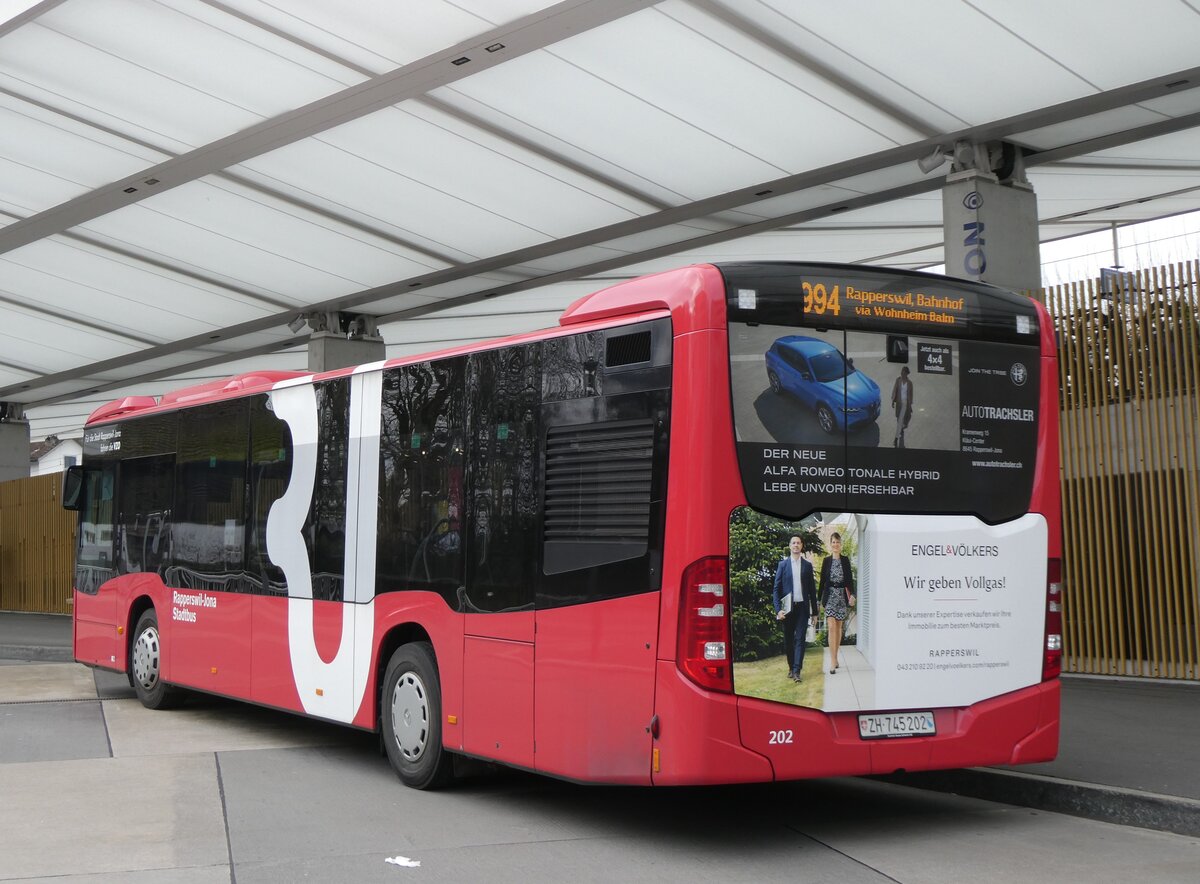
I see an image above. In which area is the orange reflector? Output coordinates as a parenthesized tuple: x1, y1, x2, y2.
(315, 688, 324, 696)
(117, 626, 124, 635)
(447, 714, 458, 725)
(210, 667, 218, 675)
(652, 747, 660, 773)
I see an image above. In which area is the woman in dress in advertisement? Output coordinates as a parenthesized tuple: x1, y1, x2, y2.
(819, 532, 856, 674)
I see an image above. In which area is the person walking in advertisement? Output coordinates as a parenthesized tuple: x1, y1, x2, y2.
(891, 365, 914, 448)
(773, 535, 818, 682)
(820, 532, 856, 674)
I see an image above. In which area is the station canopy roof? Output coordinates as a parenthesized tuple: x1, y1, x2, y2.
(4, 0, 1200, 439)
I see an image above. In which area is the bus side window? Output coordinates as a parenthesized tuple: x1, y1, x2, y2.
(248, 394, 291, 594)
(377, 358, 465, 601)
(77, 462, 117, 594)
(465, 346, 541, 613)
(308, 378, 351, 602)
(172, 400, 250, 592)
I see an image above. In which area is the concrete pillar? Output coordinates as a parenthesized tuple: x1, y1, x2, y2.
(941, 142, 1041, 296)
(0, 405, 31, 482)
(296, 312, 387, 373)
(307, 331, 386, 373)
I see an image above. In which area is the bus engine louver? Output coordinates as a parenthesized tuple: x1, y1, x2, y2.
(543, 419, 655, 573)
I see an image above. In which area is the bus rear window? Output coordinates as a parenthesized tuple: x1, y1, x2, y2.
(721, 263, 1041, 523)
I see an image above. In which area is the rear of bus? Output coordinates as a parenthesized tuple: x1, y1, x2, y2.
(656, 262, 1060, 784)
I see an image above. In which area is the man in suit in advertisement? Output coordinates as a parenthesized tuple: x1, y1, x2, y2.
(773, 535, 818, 682)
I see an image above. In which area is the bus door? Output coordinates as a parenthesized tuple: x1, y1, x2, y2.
(533, 322, 671, 783)
(459, 348, 539, 770)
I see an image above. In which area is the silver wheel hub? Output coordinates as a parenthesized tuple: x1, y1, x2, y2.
(132, 625, 161, 691)
(391, 672, 429, 761)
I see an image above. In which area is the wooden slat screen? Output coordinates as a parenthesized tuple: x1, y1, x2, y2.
(1045, 260, 1200, 679)
(0, 472, 77, 614)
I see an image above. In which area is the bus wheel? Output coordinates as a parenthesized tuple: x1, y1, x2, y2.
(817, 403, 836, 434)
(130, 610, 180, 710)
(381, 642, 453, 789)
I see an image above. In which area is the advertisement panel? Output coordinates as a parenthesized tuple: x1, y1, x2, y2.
(729, 508, 1046, 713)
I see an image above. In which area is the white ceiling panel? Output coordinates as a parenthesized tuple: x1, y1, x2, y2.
(756, 0, 1096, 124)
(451, 46, 786, 200)
(969, 0, 1200, 90)
(1, 236, 279, 332)
(0, 98, 165, 210)
(2, 0, 361, 146)
(1, 0, 1199, 442)
(74, 180, 416, 301)
(556, 2, 909, 167)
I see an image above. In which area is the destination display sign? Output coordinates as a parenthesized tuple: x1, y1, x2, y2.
(721, 262, 1040, 344)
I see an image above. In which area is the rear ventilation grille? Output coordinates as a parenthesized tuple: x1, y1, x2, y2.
(606, 331, 651, 368)
(543, 420, 656, 573)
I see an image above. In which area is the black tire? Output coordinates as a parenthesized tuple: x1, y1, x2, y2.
(130, 609, 181, 709)
(381, 642, 453, 789)
(768, 370, 782, 395)
(817, 403, 837, 435)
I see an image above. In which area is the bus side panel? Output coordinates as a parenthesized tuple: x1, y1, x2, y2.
(462, 636, 534, 769)
(251, 595, 303, 712)
(74, 587, 119, 668)
(533, 592, 659, 784)
(651, 663, 773, 785)
(656, 326, 743, 665)
(1030, 347, 1062, 551)
(367, 594, 466, 735)
(168, 590, 252, 698)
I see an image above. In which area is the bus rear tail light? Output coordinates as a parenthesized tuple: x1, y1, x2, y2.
(1043, 558, 1063, 680)
(677, 556, 732, 693)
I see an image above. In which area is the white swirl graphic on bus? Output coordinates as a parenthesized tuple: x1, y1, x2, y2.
(267, 373, 380, 724)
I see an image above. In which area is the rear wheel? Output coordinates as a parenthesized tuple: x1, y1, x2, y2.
(381, 642, 453, 789)
(130, 610, 181, 709)
(817, 403, 837, 435)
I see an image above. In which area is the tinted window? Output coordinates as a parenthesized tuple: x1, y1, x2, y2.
(171, 401, 249, 590)
(308, 379, 350, 601)
(117, 454, 174, 577)
(377, 359, 466, 600)
(466, 346, 541, 612)
(248, 394, 291, 594)
(76, 462, 116, 593)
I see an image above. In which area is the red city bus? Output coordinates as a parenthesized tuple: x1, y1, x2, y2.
(65, 262, 1061, 788)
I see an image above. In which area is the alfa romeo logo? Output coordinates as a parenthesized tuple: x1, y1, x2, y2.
(1010, 363, 1028, 386)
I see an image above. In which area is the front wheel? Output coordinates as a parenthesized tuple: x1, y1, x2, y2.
(768, 370, 782, 395)
(130, 610, 181, 709)
(817, 403, 837, 435)
(381, 642, 454, 789)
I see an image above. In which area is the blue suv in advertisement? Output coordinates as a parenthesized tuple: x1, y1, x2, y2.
(765, 335, 881, 434)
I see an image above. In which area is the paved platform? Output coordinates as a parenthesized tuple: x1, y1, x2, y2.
(2, 611, 1198, 841)
(1, 663, 1197, 882)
